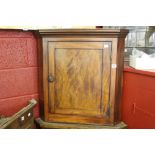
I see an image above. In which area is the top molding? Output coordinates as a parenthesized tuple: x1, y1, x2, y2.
(38, 29, 129, 38)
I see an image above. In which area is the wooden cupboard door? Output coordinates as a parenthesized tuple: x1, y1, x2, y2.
(48, 42, 112, 123)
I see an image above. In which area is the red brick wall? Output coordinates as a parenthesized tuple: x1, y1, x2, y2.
(0, 30, 39, 117)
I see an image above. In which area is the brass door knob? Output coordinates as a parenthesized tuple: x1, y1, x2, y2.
(48, 74, 55, 82)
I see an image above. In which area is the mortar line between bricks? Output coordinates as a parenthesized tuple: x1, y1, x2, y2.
(0, 37, 34, 38)
(0, 66, 39, 71)
(0, 93, 39, 101)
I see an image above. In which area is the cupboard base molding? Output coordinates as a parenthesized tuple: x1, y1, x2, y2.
(35, 118, 127, 129)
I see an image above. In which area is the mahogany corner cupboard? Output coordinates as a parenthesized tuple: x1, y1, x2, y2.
(36, 29, 129, 129)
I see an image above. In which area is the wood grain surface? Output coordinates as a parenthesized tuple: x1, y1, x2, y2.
(55, 48, 102, 111)
(49, 42, 109, 117)
(38, 29, 128, 126)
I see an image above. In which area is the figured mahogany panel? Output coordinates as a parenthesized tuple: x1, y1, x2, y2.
(55, 48, 102, 114)
(48, 42, 112, 119)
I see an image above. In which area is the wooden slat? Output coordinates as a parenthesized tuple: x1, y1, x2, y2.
(0, 99, 37, 129)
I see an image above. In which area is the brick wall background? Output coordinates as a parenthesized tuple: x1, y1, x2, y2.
(0, 30, 39, 117)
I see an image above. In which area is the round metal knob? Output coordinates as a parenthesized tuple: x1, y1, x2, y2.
(48, 74, 55, 82)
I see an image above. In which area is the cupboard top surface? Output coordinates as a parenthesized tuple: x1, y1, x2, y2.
(38, 29, 129, 37)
